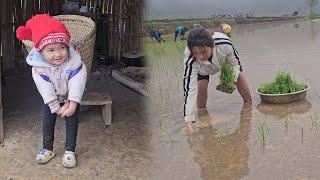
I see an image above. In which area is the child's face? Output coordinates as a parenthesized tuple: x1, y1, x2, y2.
(42, 43, 69, 66)
(191, 46, 213, 61)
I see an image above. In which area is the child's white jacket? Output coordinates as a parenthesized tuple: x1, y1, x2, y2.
(26, 44, 87, 113)
(183, 32, 242, 122)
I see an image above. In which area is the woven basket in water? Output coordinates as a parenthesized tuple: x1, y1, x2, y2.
(22, 15, 96, 75)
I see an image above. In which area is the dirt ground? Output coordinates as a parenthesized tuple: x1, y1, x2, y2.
(0, 69, 151, 179)
(117, 67, 149, 84)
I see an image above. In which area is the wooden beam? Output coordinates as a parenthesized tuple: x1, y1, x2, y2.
(112, 69, 148, 97)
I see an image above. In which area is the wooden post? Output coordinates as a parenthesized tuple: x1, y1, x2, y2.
(81, 91, 112, 126)
(102, 103, 111, 126)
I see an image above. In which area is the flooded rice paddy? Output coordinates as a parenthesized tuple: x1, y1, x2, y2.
(146, 20, 320, 179)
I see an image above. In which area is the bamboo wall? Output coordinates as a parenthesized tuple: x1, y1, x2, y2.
(0, 0, 144, 76)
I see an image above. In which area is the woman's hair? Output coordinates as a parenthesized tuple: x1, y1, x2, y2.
(187, 27, 214, 51)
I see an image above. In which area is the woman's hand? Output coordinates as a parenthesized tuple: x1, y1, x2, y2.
(185, 122, 195, 134)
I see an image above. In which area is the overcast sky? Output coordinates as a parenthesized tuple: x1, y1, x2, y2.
(145, 0, 312, 19)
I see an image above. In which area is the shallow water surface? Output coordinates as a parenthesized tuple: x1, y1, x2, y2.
(147, 20, 320, 180)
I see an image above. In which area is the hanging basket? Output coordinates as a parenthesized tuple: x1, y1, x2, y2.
(22, 15, 96, 75)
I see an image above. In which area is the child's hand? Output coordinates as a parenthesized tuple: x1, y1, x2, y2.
(61, 101, 77, 118)
(56, 108, 64, 115)
(56, 100, 69, 115)
(61, 100, 70, 111)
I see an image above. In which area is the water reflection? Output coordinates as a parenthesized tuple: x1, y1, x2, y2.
(310, 21, 319, 41)
(188, 104, 252, 180)
(257, 100, 311, 119)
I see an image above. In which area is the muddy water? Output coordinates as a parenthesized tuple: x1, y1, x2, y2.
(147, 20, 320, 179)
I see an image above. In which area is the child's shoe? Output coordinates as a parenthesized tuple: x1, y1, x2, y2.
(36, 148, 55, 164)
(62, 151, 76, 168)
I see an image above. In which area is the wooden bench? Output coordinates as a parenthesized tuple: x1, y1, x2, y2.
(80, 91, 112, 126)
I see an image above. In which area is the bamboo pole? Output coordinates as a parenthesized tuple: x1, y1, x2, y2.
(112, 0, 118, 60)
(113, 0, 117, 59)
(13, 0, 23, 72)
(2, 0, 14, 75)
(34, 0, 39, 14)
(137, 0, 143, 51)
(26, 0, 33, 19)
(117, 0, 123, 61)
(0, 0, 4, 144)
(115, 0, 121, 61)
(130, 2, 135, 51)
(40, 0, 46, 13)
(14, 0, 23, 26)
(114, 0, 119, 60)
(107, 0, 112, 57)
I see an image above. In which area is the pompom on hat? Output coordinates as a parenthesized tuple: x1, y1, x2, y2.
(16, 14, 70, 51)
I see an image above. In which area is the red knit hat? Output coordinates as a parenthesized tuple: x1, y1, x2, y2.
(16, 14, 70, 51)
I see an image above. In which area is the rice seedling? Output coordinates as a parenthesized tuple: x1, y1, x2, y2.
(258, 72, 305, 94)
(223, 128, 230, 137)
(174, 40, 187, 54)
(145, 40, 186, 148)
(159, 128, 177, 149)
(310, 113, 318, 130)
(235, 125, 241, 133)
(258, 121, 267, 146)
(218, 128, 230, 137)
(159, 116, 167, 128)
(283, 116, 290, 134)
(216, 61, 236, 94)
(308, 11, 320, 20)
(300, 127, 304, 144)
(165, 132, 176, 149)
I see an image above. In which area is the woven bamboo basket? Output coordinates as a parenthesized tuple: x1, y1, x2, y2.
(22, 15, 96, 75)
